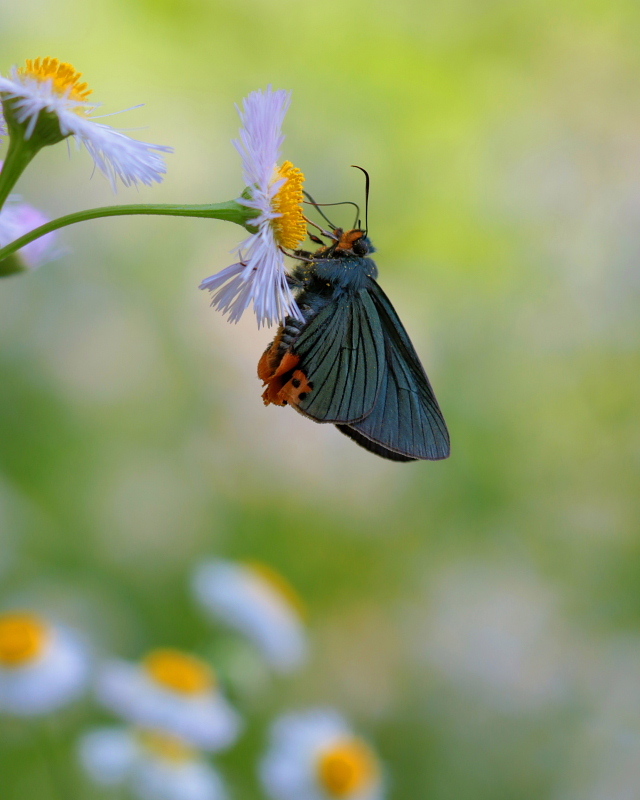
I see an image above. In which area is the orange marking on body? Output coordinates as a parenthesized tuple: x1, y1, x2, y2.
(277, 369, 313, 406)
(257, 328, 287, 382)
(337, 229, 365, 252)
(258, 323, 315, 408)
(259, 350, 304, 407)
(258, 346, 275, 383)
(271, 351, 301, 379)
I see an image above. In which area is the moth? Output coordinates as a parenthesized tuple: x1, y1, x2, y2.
(258, 219, 450, 462)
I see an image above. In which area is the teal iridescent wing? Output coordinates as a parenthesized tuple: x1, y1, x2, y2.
(292, 290, 385, 423)
(337, 279, 450, 461)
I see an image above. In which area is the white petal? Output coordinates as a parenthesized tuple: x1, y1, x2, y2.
(192, 560, 307, 674)
(234, 87, 291, 200)
(0, 625, 90, 715)
(79, 726, 139, 786)
(260, 709, 384, 800)
(200, 225, 300, 328)
(58, 109, 171, 189)
(133, 757, 229, 800)
(97, 660, 242, 752)
(0, 71, 171, 189)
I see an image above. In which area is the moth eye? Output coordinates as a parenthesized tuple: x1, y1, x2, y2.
(352, 237, 368, 256)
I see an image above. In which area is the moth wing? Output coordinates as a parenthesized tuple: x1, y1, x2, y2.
(338, 279, 450, 461)
(292, 290, 386, 423)
(335, 423, 417, 462)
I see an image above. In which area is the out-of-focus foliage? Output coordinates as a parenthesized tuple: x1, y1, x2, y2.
(1, 0, 639, 797)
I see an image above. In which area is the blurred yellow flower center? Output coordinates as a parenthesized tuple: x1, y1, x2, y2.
(317, 739, 378, 797)
(271, 161, 307, 249)
(0, 612, 49, 667)
(139, 730, 194, 762)
(144, 649, 215, 694)
(18, 58, 92, 105)
(246, 560, 306, 618)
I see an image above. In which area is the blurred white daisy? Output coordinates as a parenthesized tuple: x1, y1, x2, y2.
(97, 648, 241, 751)
(192, 559, 307, 674)
(79, 726, 229, 800)
(199, 87, 306, 327)
(0, 197, 58, 270)
(261, 709, 384, 800)
(0, 57, 171, 188)
(0, 611, 90, 715)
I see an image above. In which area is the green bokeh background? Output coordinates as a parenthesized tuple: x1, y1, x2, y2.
(1, 0, 640, 797)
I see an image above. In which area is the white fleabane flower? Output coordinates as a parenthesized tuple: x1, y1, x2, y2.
(96, 649, 241, 752)
(80, 726, 229, 800)
(0, 198, 58, 270)
(200, 87, 306, 327)
(0, 611, 90, 715)
(0, 57, 171, 189)
(261, 709, 384, 800)
(192, 559, 307, 674)
(80, 726, 140, 786)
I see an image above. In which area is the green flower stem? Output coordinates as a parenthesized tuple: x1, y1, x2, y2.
(0, 127, 42, 211)
(0, 200, 258, 277)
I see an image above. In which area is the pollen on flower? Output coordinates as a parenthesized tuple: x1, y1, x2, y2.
(0, 612, 49, 667)
(271, 160, 307, 249)
(144, 648, 215, 694)
(246, 560, 307, 618)
(18, 58, 91, 105)
(317, 739, 378, 797)
(139, 730, 195, 762)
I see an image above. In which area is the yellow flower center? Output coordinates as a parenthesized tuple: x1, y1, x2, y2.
(245, 560, 306, 618)
(18, 58, 92, 105)
(0, 612, 49, 667)
(143, 649, 215, 694)
(138, 730, 195, 762)
(317, 739, 379, 797)
(271, 161, 307, 249)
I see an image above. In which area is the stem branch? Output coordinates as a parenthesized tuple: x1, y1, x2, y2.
(0, 201, 257, 276)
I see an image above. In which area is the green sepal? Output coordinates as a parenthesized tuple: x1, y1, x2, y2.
(0, 254, 26, 277)
(2, 96, 69, 148)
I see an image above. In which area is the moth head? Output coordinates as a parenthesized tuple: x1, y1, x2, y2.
(336, 229, 370, 256)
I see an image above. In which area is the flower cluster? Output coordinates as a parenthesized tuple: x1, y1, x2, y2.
(0, 56, 172, 275)
(0, 57, 386, 800)
(0, 61, 308, 331)
(0, 555, 384, 800)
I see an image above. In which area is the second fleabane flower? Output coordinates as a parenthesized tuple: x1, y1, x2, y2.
(0, 197, 58, 273)
(0, 611, 90, 715)
(79, 726, 229, 800)
(200, 87, 307, 328)
(96, 648, 241, 751)
(192, 559, 308, 675)
(261, 709, 384, 800)
(0, 57, 171, 188)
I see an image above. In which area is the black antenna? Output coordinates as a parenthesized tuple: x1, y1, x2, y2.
(303, 191, 361, 232)
(303, 191, 338, 230)
(351, 165, 370, 234)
